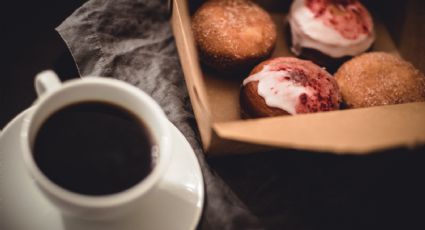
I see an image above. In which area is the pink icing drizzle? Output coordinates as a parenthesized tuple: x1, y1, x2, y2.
(305, 0, 373, 40)
(243, 65, 312, 115)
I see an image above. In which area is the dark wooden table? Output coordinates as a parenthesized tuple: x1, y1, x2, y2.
(1, 1, 425, 230)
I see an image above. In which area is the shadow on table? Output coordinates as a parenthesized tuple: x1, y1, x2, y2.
(207, 146, 425, 230)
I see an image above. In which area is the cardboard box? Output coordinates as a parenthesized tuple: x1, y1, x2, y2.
(171, 0, 425, 155)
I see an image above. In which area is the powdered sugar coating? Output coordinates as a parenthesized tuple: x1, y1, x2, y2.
(335, 52, 425, 108)
(192, 0, 277, 71)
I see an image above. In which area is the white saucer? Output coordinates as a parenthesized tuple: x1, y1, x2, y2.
(0, 108, 204, 230)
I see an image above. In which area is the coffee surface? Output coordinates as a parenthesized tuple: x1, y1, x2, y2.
(34, 101, 155, 195)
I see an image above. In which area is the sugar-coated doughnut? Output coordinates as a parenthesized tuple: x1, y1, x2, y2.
(192, 0, 277, 73)
(335, 52, 425, 108)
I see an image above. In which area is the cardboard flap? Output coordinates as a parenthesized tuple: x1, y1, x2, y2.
(213, 102, 425, 154)
(172, 0, 214, 149)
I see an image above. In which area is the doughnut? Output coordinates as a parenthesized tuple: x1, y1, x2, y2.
(335, 52, 425, 108)
(192, 0, 277, 73)
(287, 0, 375, 71)
(240, 57, 341, 118)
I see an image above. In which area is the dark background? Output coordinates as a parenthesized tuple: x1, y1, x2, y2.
(0, 1, 86, 127)
(0, 1, 424, 230)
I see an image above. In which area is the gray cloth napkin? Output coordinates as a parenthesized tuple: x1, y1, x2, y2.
(56, 0, 262, 229)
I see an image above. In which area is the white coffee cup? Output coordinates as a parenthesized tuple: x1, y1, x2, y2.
(20, 70, 171, 220)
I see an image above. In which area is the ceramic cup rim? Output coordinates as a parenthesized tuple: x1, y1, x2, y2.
(20, 77, 171, 209)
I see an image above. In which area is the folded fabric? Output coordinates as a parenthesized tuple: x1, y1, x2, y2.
(56, 0, 262, 229)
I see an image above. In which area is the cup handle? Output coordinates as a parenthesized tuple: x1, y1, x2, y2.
(35, 70, 62, 97)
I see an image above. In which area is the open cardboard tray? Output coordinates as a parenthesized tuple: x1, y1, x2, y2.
(171, 0, 425, 155)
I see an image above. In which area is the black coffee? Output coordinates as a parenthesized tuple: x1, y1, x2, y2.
(34, 101, 156, 195)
